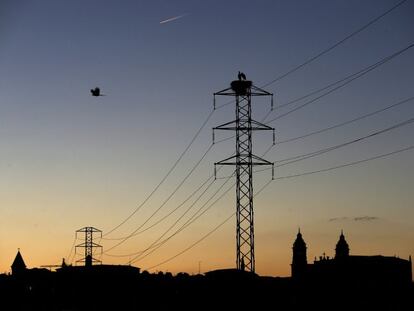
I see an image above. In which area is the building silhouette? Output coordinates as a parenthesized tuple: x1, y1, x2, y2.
(335, 230, 349, 259)
(291, 230, 412, 285)
(11, 249, 26, 276)
(0, 232, 412, 310)
(291, 229, 307, 279)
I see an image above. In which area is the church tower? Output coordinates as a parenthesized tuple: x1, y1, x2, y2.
(291, 229, 308, 279)
(11, 249, 27, 276)
(335, 230, 350, 259)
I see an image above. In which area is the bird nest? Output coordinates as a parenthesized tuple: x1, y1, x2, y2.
(231, 80, 252, 95)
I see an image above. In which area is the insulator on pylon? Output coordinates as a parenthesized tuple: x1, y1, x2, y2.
(271, 94, 274, 111)
(212, 129, 215, 144)
(273, 129, 276, 145)
(272, 164, 275, 180)
(213, 94, 216, 110)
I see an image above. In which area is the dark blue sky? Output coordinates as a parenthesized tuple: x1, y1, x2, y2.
(0, 0, 413, 274)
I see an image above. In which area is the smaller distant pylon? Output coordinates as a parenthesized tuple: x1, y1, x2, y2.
(75, 227, 103, 267)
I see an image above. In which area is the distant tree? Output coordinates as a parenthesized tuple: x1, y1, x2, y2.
(176, 272, 190, 279)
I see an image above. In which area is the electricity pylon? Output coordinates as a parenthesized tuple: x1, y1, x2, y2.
(75, 227, 103, 267)
(213, 74, 274, 272)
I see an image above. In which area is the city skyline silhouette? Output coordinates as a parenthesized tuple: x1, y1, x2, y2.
(0, 0, 413, 288)
(1, 229, 412, 310)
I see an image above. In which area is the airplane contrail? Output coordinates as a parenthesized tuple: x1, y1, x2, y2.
(159, 14, 188, 24)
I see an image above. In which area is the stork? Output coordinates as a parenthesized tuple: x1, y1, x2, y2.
(90, 87, 105, 96)
(238, 71, 246, 81)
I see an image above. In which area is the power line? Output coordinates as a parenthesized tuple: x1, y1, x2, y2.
(104, 152, 237, 257)
(261, 0, 408, 88)
(138, 181, 236, 266)
(144, 212, 235, 271)
(111, 114, 414, 262)
(129, 46, 413, 262)
(166, 92, 414, 271)
(105, 143, 215, 252)
(143, 179, 272, 271)
(66, 235, 77, 264)
(270, 68, 375, 111)
(104, 177, 217, 257)
(100, 2, 412, 260)
(102, 0, 409, 239)
(103, 153, 235, 243)
(138, 98, 414, 268)
(126, 114, 414, 260)
(256, 116, 414, 171)
(258, 43, 414, 155)
(143, 144, 414, 271)
(102, 174, 215, 241)
(128, 175, 236, 264)
(265, 42, 414, 124)
(128, 189, 233, 264)
(101, 1, 410, 241)
(106, 172, 235, 263)
(124, 149, 273, 263)
(273, 145, 414, 180)
(104, 175, 234, 260)
(274, 96, 414, 145)
(217, 0, 408, 110)
(216, 43, 414, 147)
(260, 95, 414, 157)
(64, 0, 411, 263)
(140, 49, 414, 270)
(222, 112, 413, 176)
(104, 109, 215, 237)
(261, 54, 412, 123)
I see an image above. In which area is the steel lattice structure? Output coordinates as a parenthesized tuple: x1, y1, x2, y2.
(75, 227, 103, 266)
(213, 76, 274, 272)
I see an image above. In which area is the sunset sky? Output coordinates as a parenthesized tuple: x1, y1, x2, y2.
(0, 0, 413, 276)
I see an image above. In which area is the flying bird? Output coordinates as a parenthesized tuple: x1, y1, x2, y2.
(238, 71, 246, 81)
(90, 87, 105, 97)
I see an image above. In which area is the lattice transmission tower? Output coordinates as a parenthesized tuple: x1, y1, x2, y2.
(213, 74, 274, 272)
(75, 227, 103, 267)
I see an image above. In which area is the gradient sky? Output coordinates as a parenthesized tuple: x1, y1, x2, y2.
(0, 0, 413, 276)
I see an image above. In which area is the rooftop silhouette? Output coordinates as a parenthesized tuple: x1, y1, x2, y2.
(0, 230, 412, 310)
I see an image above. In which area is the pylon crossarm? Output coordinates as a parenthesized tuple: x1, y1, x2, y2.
(213, 120, 238, 130)
(75, 243, 101, 248)
(251, 154, 273, 165)
(251, 120, 274, 130)
(214, 86, 235, 96)
(217, 161, 272, 166)
(89, 227, 102, 232)
(215, 154, 238, 165)
(76, 227, 102, 233)
(250, 85, 272, 96)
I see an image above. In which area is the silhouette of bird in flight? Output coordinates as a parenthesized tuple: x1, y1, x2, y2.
(238, 71, 246, 81)
(90, 87, 105, 97)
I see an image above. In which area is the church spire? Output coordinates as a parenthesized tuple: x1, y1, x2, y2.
(11, 249, 27, 275)
(292, 229, 307, 279)
(335, 230, 350, 259)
